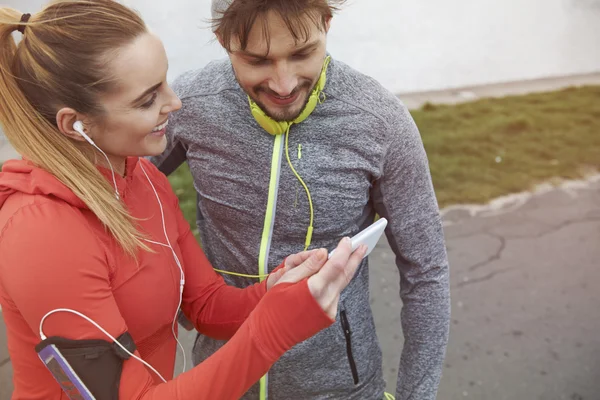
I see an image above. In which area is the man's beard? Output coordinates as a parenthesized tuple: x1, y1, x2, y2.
(251, 80, 313, 122)
(233, 70, 318, 122)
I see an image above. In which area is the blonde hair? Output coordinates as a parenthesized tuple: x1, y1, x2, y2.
(0, 1, 150, 256)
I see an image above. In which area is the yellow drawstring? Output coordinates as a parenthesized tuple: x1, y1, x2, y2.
(384, 392, 395, 400)
(214, 125, 314, 279)
(284, 124, 314, 250)
(212, 269, 269, 279)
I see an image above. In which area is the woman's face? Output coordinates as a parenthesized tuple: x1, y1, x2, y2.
(81, 32, 181, 170)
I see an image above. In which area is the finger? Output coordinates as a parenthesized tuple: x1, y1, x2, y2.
(313, 237, 354, 284)
(339, 244, 367, 287)
(306, 237, 351, 298)
(309, 239, 368, 298)
(271, 268, 286, 281)
(277, 248, 328, 285)
(284, 249, 322, 269)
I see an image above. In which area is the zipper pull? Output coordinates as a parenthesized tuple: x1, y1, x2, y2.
(298, 144, 302, 160)
(340, 310, 351, 335)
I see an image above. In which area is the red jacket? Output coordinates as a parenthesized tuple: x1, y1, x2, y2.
(0, 157, 332, 399)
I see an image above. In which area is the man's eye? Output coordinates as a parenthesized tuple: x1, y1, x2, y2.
(249, 58, 269, 66)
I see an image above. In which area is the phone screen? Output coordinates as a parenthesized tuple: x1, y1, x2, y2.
(38, 345, 94, 400)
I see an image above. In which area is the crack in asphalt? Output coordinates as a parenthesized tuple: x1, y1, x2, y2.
(455, 268, 514, 288)
(451, 216, 600, 289)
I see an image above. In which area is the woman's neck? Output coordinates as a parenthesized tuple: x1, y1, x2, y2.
(98, 155, 127, 177)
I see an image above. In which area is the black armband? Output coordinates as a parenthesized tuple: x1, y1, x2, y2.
(35, 332, 136, 399)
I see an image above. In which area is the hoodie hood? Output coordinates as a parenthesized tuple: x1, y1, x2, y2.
(0, 157, 140, 211)
(0, 159, 86, 210)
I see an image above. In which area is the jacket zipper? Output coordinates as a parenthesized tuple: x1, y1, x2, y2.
(257, 134, 284, 400)
(340, 309, 359, 384)
(258, 133, 284, 282)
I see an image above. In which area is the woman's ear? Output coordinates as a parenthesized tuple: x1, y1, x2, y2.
(56, 107, 89, 142)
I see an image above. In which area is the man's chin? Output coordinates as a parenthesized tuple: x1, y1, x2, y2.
(258, 96, 309, 122)
(264, 106, 303, 122)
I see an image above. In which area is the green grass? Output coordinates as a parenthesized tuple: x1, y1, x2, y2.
(415, 85, 600, 206)
(166, 86, 600, 226)
(169, 164, 200, 237)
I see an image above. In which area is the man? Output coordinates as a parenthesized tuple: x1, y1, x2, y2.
(153, 0, 450, 399)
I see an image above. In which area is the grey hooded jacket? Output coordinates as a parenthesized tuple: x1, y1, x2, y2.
(152, 57, 450, 400)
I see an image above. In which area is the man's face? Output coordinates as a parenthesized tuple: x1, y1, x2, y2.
(225, 11, 330, 122)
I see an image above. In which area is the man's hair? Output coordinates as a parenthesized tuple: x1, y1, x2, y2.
(212, 0, 346, 53)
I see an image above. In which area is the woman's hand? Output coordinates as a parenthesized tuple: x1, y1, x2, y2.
(266, 248, 327, 290)
(268, 238, 367, 319)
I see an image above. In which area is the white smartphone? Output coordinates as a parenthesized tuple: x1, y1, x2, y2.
(328, 218, 388, 259)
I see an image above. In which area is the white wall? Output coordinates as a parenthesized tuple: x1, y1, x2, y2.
(8, 0, 600, 93)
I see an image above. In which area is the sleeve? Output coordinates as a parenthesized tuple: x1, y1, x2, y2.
(150, 126, 187, 176)
(0, 202, 332, 400)
(371, 105, 451, 400)
(143, 158, 269, 339)
(167, 172, 269, 339)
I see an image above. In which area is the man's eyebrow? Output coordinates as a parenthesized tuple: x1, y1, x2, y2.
(292, 41, 319, 53)
(238, 40, 319, 59)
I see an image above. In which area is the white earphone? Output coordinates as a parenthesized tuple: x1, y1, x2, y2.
(72, 121, 93, 145)
(72, 121, 120, 200)
(38, 123, 188, 382)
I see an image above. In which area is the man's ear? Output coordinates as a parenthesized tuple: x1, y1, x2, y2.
(324, 16, 332, 33)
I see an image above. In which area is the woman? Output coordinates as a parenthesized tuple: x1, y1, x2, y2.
(0, 1, 366, 398)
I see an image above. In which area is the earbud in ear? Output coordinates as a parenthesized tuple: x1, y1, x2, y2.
(72, 121, 120, 200)
(73, 121, 95, 145)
